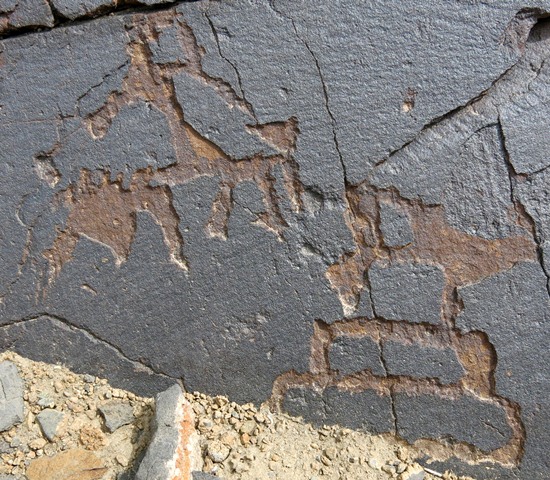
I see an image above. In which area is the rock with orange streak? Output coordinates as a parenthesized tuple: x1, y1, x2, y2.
(136, 384, 202, 480)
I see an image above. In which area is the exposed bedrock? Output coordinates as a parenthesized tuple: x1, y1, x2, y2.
(2, 1, 550, 478)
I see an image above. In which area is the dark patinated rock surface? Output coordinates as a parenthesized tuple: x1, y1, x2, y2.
(2, 1, 550, 478)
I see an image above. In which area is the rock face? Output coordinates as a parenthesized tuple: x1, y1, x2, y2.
(1, 2, 550, 478)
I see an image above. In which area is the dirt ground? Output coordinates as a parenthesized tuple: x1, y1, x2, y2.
(186, 393, 472, 480)
(0, 352, 474, 480)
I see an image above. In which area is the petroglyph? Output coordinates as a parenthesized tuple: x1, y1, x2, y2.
(277, 198, 534, 465)
(43, 168, 187, 278)
(4, 2, 550, 478)
(273, 313, 528, 467)
(326, 185, 536, 318)
(299, 139, 536, 466)
(271, 11, 550, 474)
(37, 11, 302, 284)
(276, 145, 536, 467)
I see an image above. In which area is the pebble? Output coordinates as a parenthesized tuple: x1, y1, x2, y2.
(9, 437, 22, 448)
(29, 438, 47, 450)
(240, 420, 257, 435)
(254, 413, 265, 423)
(324, 447, 337, 460)
(368, 457, 381, 469)
(36, 409, 64, 441)
(37, 396, 54, 409)
(399, 466, 426, 480)
(0, 440, 12, 454)
(207, 440, 231, 463)
(98, 402, 134, 433)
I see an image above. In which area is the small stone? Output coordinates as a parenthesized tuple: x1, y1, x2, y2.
(198, 418, 213, 431)
(29, 438, 47, 450)
(98, 402, 134, 433)
(67, 401, 85, 414)
(37, 395, 55, 408)
(44, 443, 57, 456)
(324, 447, 337, 460)
(240, 420, 257, 435)
(136, 385, 202, 480)
(112, 389, 122, 399)
(0, 361, 25, 432)
(0, 440, 12, 454)
(9, 436, 22, 448)
(85, 410, 96, 420)
(207, 440, 230, 463)
(36, 409, 64, 441)
(399, 466, 426, 480)
(83, 374, 95, 383)
(368, 458, 381, 469)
